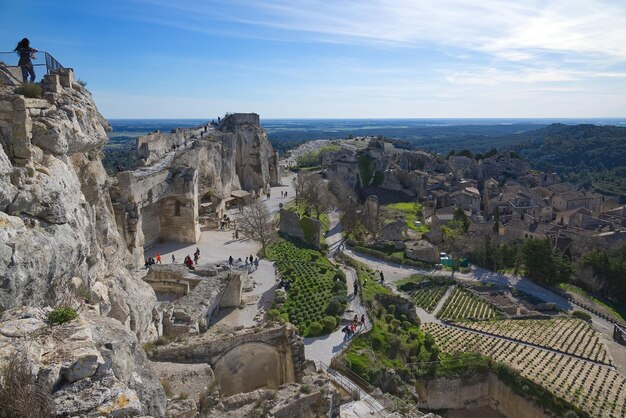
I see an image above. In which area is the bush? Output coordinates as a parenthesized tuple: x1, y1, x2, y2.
(15, 83, 42, 99)
(321, 316, 337, 332)
(326, 295, 347, 316)
(306, 321, 323, 337)
(47, 306, 78, 325)
(572, 310, 592, 322)
(0, 356, 54, 417)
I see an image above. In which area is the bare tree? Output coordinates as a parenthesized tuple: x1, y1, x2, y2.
(329, 177, 358, 210)
(303, 174, 334, 219)
(237, 200, 275, 256)
(293, 172, 313, 206)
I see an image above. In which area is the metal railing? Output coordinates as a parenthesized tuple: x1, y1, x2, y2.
(0, 50, 65, 80)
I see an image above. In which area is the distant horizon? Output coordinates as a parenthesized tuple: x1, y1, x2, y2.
(107, 117, 626, 121)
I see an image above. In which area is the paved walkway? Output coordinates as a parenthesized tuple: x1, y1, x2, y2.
(146, 174, 296, 331)
(303, 267, 371, 363)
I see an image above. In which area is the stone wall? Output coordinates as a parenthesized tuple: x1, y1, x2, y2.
(112, 160, 200, 265)
(149, 324, 305, 397)
(144, 264, 243, 337)
(279, 208, 322, 248)
(218, 113, 260, 131)
(137, 127, 205, 166)
(417, 372, 551, 418)
(362, 195, 380, 233)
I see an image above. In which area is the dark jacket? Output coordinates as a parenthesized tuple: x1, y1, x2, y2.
(16, 46, 34, 66)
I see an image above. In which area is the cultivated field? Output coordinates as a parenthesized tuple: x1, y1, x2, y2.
(456, 318, 613, 365)
(424, 323, 626, 418)
(438, 287, 500, 320)
(408, 285, 449, 313)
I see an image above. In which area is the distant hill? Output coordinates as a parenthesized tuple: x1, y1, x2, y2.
(509, 124, 626, 199)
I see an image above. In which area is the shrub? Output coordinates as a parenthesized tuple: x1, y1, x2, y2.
(326, 295, 347, 316)
(572, 310, 592, 322)
(0, 356, 54, 417)
(47, 306, 77, 325)
(267, 309, 281, 321)
(306, 321, 323, 337)
(300, 384, 311, 394)
(15, 83, 42, 99)
(321, 316, 337, 332)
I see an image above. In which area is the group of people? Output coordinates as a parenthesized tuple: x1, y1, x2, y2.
(342, 314, 366, 341)
(279, 191, 288, 198)
(228, 254, 259, 270)
(182, 248, 201, 269)
(144, 253, 161, 269)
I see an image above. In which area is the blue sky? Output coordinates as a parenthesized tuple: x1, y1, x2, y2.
(1, 0, 626, 118)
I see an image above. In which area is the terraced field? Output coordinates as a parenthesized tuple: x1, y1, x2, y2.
(408, 285, 449, 313)
(456, 319, 613, 365)
(438, 287, 500, 320)
(424, 323, 626, 418)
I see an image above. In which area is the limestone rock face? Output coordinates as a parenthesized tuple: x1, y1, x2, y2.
(0, 83, 157, 341)
(0, 307, 166, 417)
(197, 115, 278, 200)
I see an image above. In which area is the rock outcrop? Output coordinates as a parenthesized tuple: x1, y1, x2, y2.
(111, 112, 279, 266)
(0, 79, 158, 342)
(0, 306, 166, 417)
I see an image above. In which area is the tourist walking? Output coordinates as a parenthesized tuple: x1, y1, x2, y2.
(155, 254, 161, 264)
(193, 252, 199, 265)
(379, 271, 385, 285)
(229, 255, 233, 266)
(353, 279, 358, 296)
(360, 314, 366, 327)
(254, 257, 259, 269)
(14, 38, 37, 83)
(171, 254, 176, 263)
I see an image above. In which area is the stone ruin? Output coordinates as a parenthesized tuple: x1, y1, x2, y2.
(278, 208, 322, 248)
(362, 194, 381, 234)
(145, 264, 243, 337)
(110, 112, 280, 266)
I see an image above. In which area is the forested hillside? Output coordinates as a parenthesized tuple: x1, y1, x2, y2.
(510, 124, 626, 198)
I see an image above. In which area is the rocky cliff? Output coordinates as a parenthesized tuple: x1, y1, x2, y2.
(0, 78, 158, 342)
(0, 72, 165, 415)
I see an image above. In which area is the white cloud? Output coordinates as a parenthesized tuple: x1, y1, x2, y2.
(143, 0, 626, 63)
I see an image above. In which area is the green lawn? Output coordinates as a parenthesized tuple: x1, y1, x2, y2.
(383, 202, 429, 233)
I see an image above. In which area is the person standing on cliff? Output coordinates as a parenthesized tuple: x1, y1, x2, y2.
(14, 38, 38, 83)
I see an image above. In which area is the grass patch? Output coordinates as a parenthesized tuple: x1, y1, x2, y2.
(384, 202, 429, 233)
(15, 83, 42, 99)
(47, 306, 78, 325)
(559, 283, 626, 324)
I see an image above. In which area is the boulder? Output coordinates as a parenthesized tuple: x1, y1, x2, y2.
(0, 307, 166, 417)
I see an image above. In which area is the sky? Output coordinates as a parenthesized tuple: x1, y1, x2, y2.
(1, 0, 626, 119)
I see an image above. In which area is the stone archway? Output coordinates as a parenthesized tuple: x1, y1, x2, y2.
(213, 342, 288, 397)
